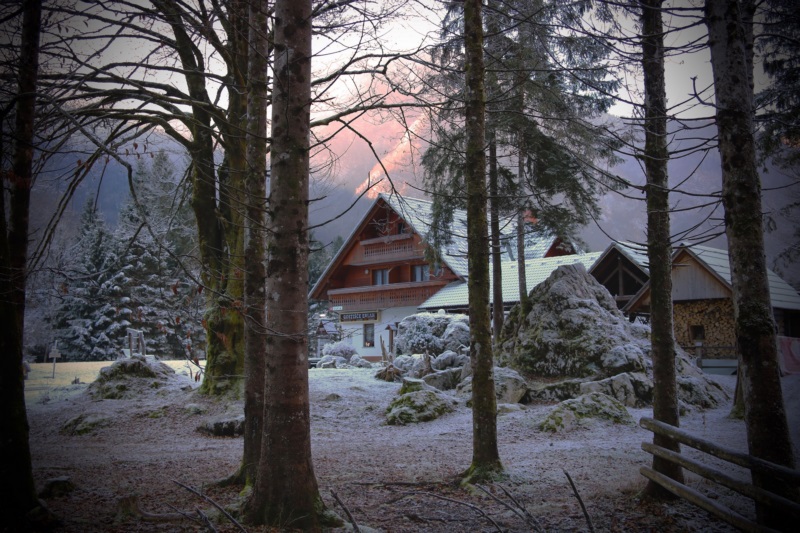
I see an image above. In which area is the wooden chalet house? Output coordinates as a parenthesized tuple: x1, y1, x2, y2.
(310, 193, 573, 359)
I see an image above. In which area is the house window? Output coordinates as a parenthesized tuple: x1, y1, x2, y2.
(412, 264, 430, 282)
(690, 325, 705, 341)
(397, 221, 406, 235)
(363, 323, 374, 347)
(373, 268, 389, 285)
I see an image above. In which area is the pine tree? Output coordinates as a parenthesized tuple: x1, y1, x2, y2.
(49, 197, 121, 360)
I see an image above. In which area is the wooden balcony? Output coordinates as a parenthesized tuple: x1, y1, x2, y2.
(350, 235, 426, 265)
(329, 281, 446, 312)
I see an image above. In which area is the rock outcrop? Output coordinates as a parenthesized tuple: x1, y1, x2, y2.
(87, 355, 183, 400)
(395, 312, 469, 356)
(499, 263, 728, 409)
(385, 378, 457, 425)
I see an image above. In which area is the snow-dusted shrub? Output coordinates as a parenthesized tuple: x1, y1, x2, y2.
(322, 340, 358, 360)
(395, 312, 469, 356)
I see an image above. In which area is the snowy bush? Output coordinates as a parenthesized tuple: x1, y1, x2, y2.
(322, 340, 358, 360)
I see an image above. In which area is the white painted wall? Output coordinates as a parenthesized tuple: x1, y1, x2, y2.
(336, 305, 418, 359)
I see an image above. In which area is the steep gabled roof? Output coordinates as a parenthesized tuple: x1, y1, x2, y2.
(310, 192, 565, 300)
(589, 241, 651, 275)
(418, 252, 602, 310)
(680, 245, 800, 311)
(623, 243, 800, 312)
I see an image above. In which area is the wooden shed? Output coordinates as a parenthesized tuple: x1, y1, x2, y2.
(625, 244, 800, 367)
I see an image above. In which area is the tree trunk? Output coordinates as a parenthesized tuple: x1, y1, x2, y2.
(639, 0, 683, 499)
(489, 134, 504, 339)
(240, 0, 270, 489)
(705, 0, 797, 526)
(515, 67, 529, 312)
(242, 0, 326, 527)
(155, 0, 247, 397)
(462, 0, 503, 483)
(0, 0, 49, 527)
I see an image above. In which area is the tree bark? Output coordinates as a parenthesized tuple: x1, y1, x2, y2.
(489, 134, 504, 339)
(0, 0, 49, 527)
(242, 0, 326, 527)
(240, 0, 270, 489)
(462, 0, 503, 483)
(153, 0, 247, 397)
(705, 0, 797, 526)
(639, 0, 684, 499)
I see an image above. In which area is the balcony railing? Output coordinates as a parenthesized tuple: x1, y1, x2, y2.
(349, 238, 426, 265)
(329, 281, 446, 312)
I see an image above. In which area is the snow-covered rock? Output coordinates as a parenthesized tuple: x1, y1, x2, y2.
(349, 354, 374, 369)
(457, 366, 528, 404)
(432, 350, 469, 371)
(422, 367, 463, 391)
(395, 313, 469, 356)
(316, 355, 349, 369)
(499, 264, 648, 378)
(499, 263, 727, 408)
(385, 378, 457, 425)
(539, 392, 634, 432)
(197, 414, 245, 437)
(87, 355, 180, 399)
(60, 413, 111, 436)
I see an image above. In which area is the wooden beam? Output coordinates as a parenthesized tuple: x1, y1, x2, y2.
(640, 418, 800, 485)
(640, 467, 777, 533)
(642, 442, 800, 519)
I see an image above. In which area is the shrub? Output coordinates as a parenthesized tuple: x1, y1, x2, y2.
(322, 340, 357, 360)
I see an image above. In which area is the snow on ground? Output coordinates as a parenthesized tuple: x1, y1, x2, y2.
(25, 365, 800, 532)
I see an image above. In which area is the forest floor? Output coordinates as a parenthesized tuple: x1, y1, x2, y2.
(24, 363, 800, 532)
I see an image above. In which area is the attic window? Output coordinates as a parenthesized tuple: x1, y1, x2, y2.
(397, 221, 406, 235)
(690, 325, 705, 342)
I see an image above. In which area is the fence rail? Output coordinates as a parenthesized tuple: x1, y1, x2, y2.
(639, 417, 800, 532)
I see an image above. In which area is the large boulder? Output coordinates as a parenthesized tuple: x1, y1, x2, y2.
(395, 312, 469, 356)
(499, 264, 649, 378)
(422, 367, 464, 391)
(432, 350, 469, 371)
(539, 392, 635, 432)
(457, 366, 528, 404)
(499, 263, 728, 409)
(385, 378, 457, 425)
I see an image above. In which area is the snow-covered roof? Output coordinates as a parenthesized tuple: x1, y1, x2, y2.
(381, 193, 562, 278)
(589, 241, 650, 274)
(680, 244, 800, 311)
(418, 252, 603, 310)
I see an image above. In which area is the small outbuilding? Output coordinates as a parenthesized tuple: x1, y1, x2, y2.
(623, 244, 800, 371)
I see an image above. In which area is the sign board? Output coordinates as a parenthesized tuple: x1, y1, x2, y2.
(339, 311, 378, 322)
(332, 305, 343, 311)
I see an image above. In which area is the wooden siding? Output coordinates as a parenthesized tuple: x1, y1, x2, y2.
(672, 254, 730, 301)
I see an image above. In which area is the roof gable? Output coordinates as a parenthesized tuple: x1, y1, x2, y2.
(624, 244, 800, 312)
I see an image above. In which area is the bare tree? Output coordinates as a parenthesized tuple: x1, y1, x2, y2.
(0, 0, 54, 527)
(705, 0, 797, 526)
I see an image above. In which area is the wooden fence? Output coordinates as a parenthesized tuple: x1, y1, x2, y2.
(639, 417, 800, 532)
